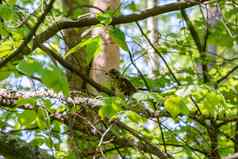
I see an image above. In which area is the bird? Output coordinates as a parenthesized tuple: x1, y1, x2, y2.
(106, 69, 137, 96)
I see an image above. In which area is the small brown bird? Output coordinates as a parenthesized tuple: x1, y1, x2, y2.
(107, 69, 137, 96)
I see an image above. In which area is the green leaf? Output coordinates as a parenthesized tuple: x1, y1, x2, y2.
(41, 66, 69, 97)
(96, 12, 112, 25)
(128, 2, 138, 11)
(55, 104, 67, 113)
(132, 92, 162, 102)
(36, 108, 49, 129)
(208, 22, 234, 48)
(16, 97, 38, 107)
(42, 99, 56, 113)
(164, 95, 189, 119)
(6, 0, 16, 5)
(0, 41, 12, 58)
(202, 91, 225, 112)
(0, 64, 15, 80)
(52, 120, 61, 132)
(0, 4, 17, 21)
(124, 111, 143, 123)
(16, 59, 43, 77)
(16, 58, 69, 96)
(31, 136, 46, 147)
(109, 27, 129, 51)
(99, 97, 122, 119)
(80, 36, 103, 65)
(18, 110, 36, 127)
(0, 22, 8, 37)
(64, 44, 82, 59)
(64, 36, 103, 66)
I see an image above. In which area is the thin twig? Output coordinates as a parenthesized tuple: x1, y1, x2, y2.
(136, 21, 202, 114)
(136, 21, 180, 85)
(216, 65, 238, 85)
(128, 49, 151, 91)
(114, 120, 171, 159)
(180, 8, 209, 83)
(97, 124, 113, 158)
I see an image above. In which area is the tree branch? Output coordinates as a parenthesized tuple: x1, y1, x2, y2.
(0, 1, 211, 70)
(39, 44, 114, 96)
(0, 0, 56, 69)
(114, 120, 171, 159)
(0, 89, 170, 158)
(180, 8, 209, 83)
(216, 65, 238, 85)
(2, 89, 238, 126)
(1, 88, 237, 158)
(33, 1, 209, 50)
(180, 9, 203, 52)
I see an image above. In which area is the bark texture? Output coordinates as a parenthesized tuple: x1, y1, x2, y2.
(88, 0, 120, 94)
(63, 0, 90, 91)
(147, 0, 160, 78)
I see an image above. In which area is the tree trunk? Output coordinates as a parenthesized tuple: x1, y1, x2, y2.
(147, 0, 160, 78)
(62, 0, 120, 158)
(62, 0, 90, 91)
(207, 4, 221, 68)
(88, 0, 120, 94)
(207, 121, 221, 159)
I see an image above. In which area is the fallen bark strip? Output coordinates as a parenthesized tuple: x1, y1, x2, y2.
(1, 89, 238, 123)
(0, 89, 102, 108)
